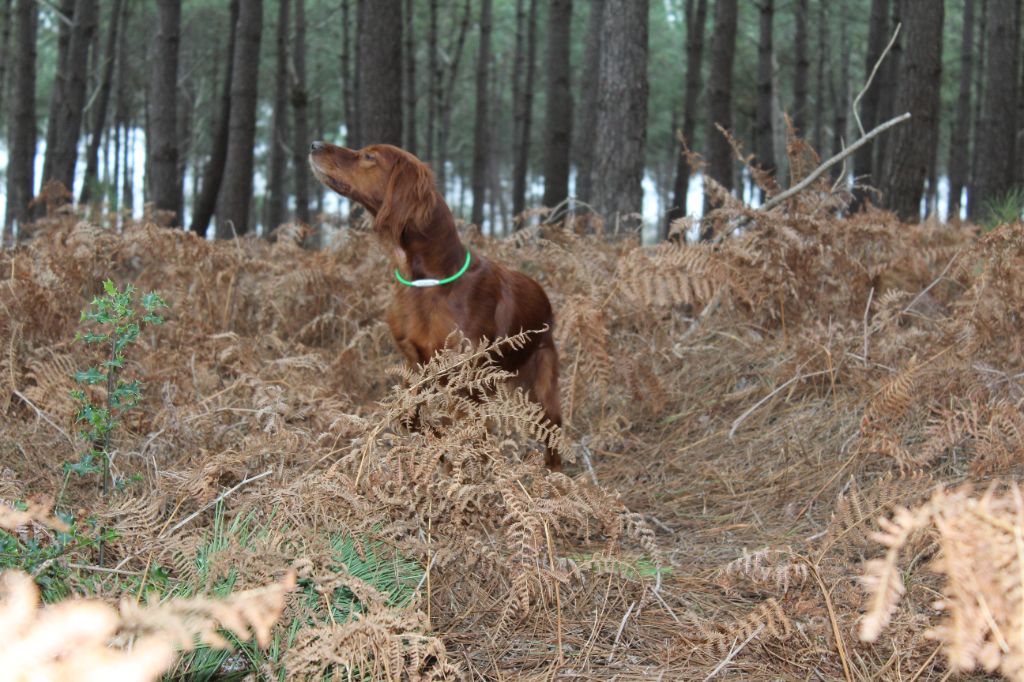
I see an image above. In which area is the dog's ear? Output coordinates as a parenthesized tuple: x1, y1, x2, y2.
(375, 155, 437, 244)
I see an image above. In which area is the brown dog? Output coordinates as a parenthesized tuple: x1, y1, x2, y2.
(309, 142, 562, 469)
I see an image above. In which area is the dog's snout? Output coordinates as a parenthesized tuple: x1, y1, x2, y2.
(310, 140, 325, 153)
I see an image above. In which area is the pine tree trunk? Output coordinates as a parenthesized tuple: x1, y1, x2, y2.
(881, 0, 942, 221)
(1016, 1, 1024, 190)
(812, 0, 828, 157)
(968, 0, 986, 217)
(149, 0, 182, 225)
(265, 0, 290, 232)
(704, 0, 738, 228)
(755, 0, 775, 197)
(850, 0, 890, 209)
(792, 0, 809, 136)
(0, 0, 13, 126)
(470, 0, 492, 227)
(437, 0, 472, 193)
(424, 0, 438, 163)
(666, 0, 706, 235)
(190, 0, 238, 234)
(3, 0, 36, 238)
(972, 0, 1020, 218)
(873, 0, 902, 187)
(112, 0, 129, 219)
(80, 0, 123, 206)
(341, 0, 356, 146)
(592, 0, 648, 236)
(511, 0, 540, 219)
(947, 0, 974, 221)
(41, 0, 98, 196)
(831, 10, 849, 183)
(292, 0, 310, 224)
(541, 0, 573, 208)
(575, 0, 605, 206)
(357, 0, 402, 145)
(403, 0, 416, 153)
(215, 0, 261, 238)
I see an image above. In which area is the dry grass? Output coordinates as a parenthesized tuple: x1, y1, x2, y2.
(2, 178, 1024, 679)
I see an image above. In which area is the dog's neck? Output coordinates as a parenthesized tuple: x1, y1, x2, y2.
(393, 200, 468, 281)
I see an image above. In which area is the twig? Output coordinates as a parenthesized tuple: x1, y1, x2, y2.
(760, 113, 911, 213)
(544, 521, 564, 666)
(67, 562, 141, 577)
(577, 436, 599, 487)
(729, 369, 832, 439)
(702, 624, 765, 681)
(805, 560, 854, 682)
(678, 289, 724, 343)
(853, 24, 902, 137)
(12, 389, 76, 447)
(607, 600, 636, 663)
(901, 251, 961, 316)
(862, 287, 874, 367)
(167, 469, 273, 534)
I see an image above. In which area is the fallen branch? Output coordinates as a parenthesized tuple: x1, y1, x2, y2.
(165, 469, 273, 535)
(729, 369, 833, 439)
(760, 113, 911, 213)
(12, 389, 76, 447)
(853, 23, 902, 137)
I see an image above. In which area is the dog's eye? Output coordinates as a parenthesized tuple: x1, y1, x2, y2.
(364, 152, 376, 162)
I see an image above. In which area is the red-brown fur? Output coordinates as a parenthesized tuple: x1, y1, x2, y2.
(309, 142, 562, 469)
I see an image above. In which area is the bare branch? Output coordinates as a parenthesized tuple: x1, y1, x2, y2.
(760, 113, 911, 213)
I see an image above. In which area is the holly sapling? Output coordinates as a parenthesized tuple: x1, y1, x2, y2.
(68, 280, 168, 498)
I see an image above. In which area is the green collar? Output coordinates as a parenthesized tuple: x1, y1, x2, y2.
(394, 251, 471, 287)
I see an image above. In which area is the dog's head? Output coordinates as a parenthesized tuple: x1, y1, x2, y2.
(309, 142, 437, 244)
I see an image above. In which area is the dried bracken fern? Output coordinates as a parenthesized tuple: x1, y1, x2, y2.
(858, 483, 1024, 680)
(0, 569, 294, 682)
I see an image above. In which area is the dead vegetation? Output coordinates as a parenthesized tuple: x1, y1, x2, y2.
(3, 169, 1024, 678)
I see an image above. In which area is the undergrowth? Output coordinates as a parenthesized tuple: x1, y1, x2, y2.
(4, 153, 1024, 678)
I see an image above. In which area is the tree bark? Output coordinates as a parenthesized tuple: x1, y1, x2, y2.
(41, 0, 98, 196)
(215, 0, 261, 238)
(191, 0, 238, 234)
(265, 0, 290, 232)
(403, 0, 416, 153)
(592, 0, 648, 236)
(437, 0, 472, 192)
(881, 0, 942, 222)
(850, 0, 889, 210)
(149, 0, 182, 225)
(80, 0, 123, 206)
(972, 0, 1020, 218)
(0, 0, 13, 126)
(812, 0, 828, 157)
(541, 0, 573, 208)
(575, 0, 605, 206)
(792, 0, 809, 136)
(947, 0, 974, 221)
(424, 0, 439, 162)
(470, 0, 492, 227)
(873, 0, 902, 187)
(755, 0, 775, 197)
(666, 0, 707, 235)
(4, 0, 36, 237)
(291, 0, 310, 224)
(704, 0, 738, 228)
(340, 0, 356, 146)
(357, 0, 402, 145)
(831, 8, 849, 183)
(511, 0, 540, 219)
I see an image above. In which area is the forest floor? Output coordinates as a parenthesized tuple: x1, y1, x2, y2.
(2, 197, 1024, 680)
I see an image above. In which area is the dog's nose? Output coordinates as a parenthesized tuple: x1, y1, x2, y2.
(310, 140, 324, 153)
